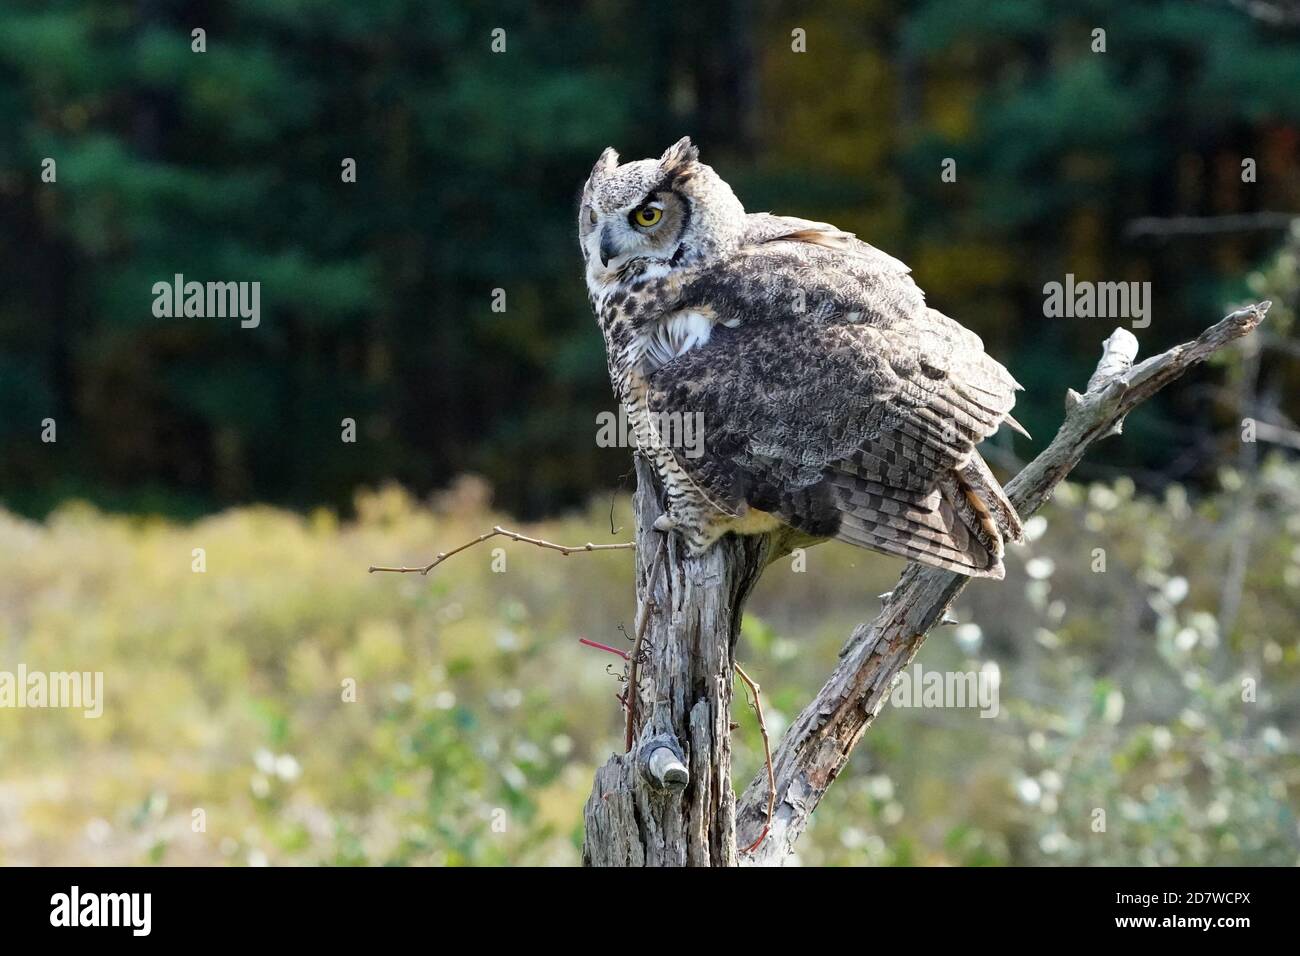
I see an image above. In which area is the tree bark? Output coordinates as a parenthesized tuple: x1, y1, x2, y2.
(583, 304, 1270, 867)
(581, 455, 802, 865)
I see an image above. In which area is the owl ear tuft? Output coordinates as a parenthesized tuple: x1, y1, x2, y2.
(658, 136, 699, 177)
(590, 147, 619, 179)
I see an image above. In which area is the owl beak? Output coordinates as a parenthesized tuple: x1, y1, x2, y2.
(598, 227, 619, 267)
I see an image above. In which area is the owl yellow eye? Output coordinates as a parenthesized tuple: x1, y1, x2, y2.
(632, 205, 663, 228)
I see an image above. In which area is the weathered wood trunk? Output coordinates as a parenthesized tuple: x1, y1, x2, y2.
(581, 456, 784, 866)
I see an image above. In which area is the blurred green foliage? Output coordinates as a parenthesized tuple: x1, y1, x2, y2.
(1, 0, 1299, 517)
(1, 463, 1297, 865)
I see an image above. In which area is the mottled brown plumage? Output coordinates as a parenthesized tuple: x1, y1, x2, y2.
(578, 138, 1025, 578)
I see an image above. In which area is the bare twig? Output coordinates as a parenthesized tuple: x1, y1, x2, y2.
(735, 301, 1272, 865)
(735, 662, 775, 855)
(369, 524, 634, 574)
(609, 464, 635, 534)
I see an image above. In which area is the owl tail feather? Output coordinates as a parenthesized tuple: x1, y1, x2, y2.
(827, 453, 1021, 579)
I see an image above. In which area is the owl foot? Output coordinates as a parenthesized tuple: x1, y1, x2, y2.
(652, 514, 677, 533)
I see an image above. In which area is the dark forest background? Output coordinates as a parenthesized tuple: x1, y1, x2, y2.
(2, 0, 1299, 520)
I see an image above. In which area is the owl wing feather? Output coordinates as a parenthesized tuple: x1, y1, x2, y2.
(646, 216, 1024, 577)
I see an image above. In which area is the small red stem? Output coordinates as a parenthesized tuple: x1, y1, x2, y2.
(741, 825, 770, 855)
(579, 637, 629, 660)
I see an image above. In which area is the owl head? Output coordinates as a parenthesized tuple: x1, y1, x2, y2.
(578, 137, 746, 280)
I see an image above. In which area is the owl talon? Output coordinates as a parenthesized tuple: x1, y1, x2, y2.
(652, 514, 677, 533)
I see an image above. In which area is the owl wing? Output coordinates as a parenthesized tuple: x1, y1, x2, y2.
(647, 216, 1024, 577)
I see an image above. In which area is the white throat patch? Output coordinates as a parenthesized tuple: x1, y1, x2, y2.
(640, 309, 717, 373)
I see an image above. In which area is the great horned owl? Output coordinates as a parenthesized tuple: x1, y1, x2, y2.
(579, 137, 1026, 579)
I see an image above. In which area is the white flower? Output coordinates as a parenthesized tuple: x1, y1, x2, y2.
(274, 754, 301, 782)
(253, 748, 275, 774)
(1163, 576, 1189, 603)
(866, 775, 894, 801)
(1016, 777, 1042, 804)
(953, 623, 982, 653)
(1025, 556, 1056, 580)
